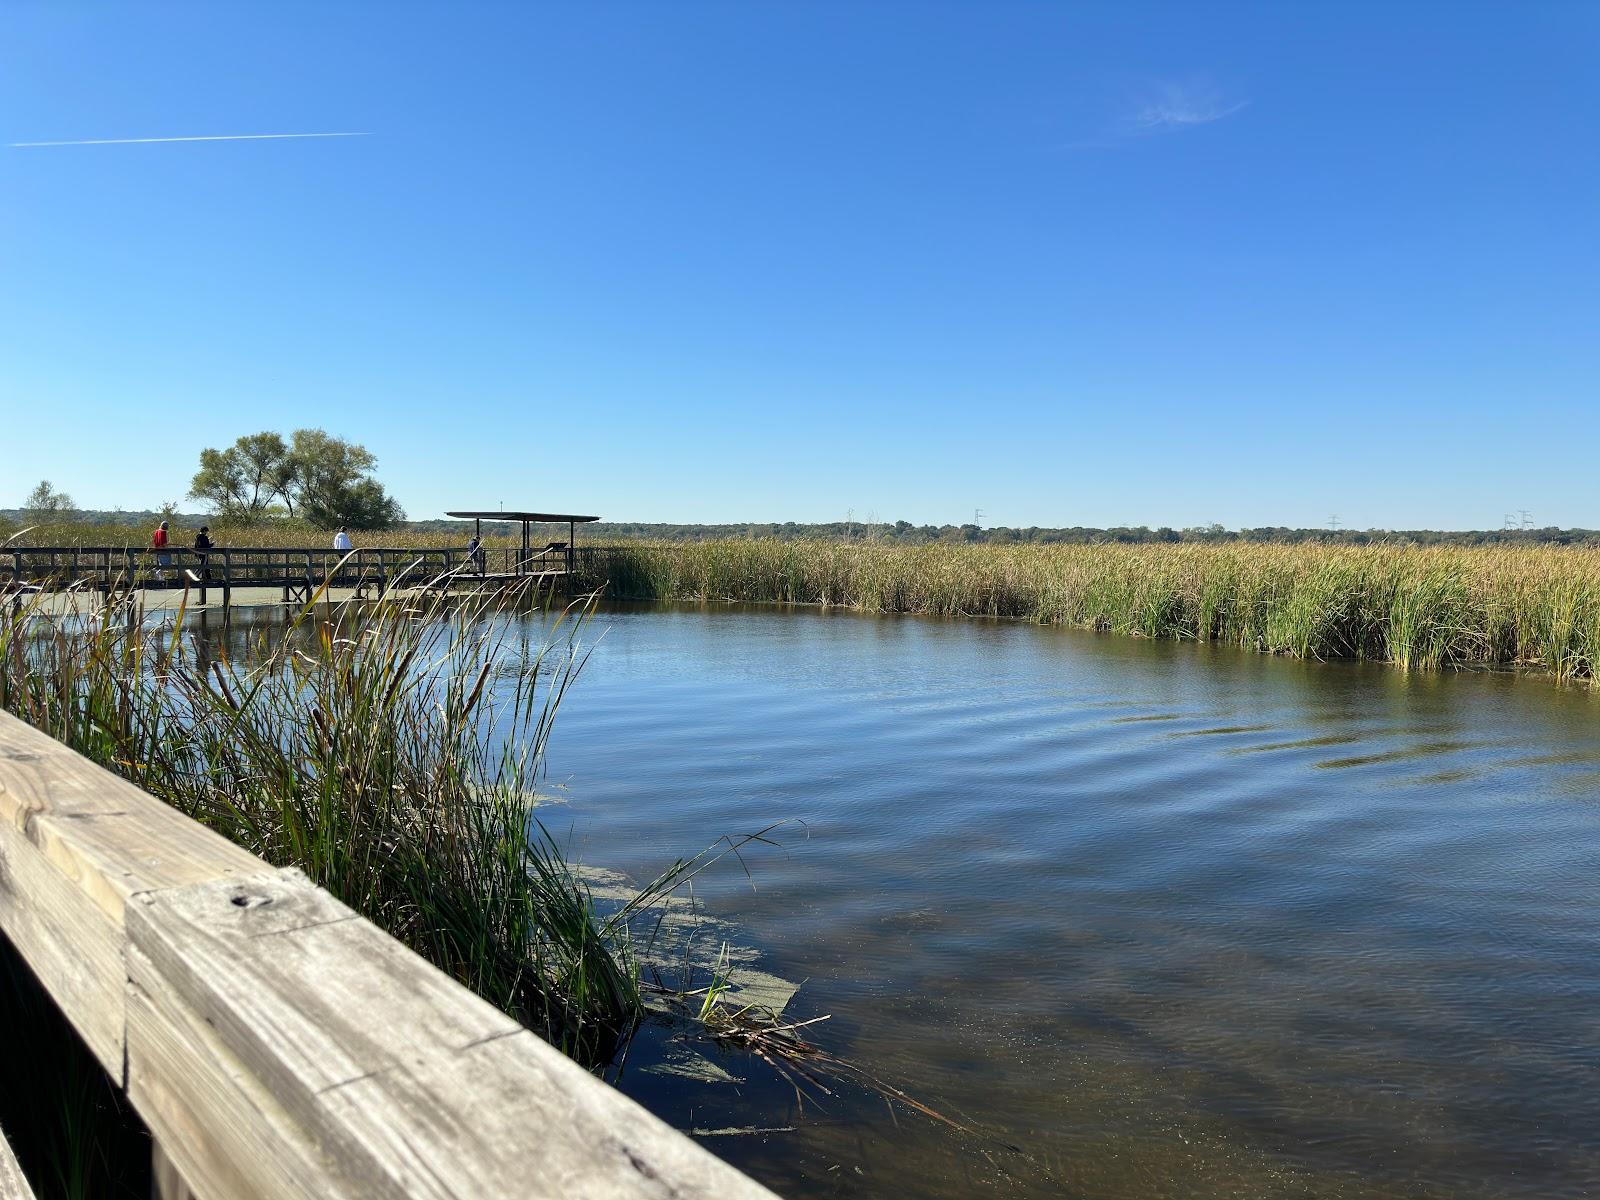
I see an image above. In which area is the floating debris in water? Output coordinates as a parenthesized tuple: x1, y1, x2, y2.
(689, 1126, 796, 1138)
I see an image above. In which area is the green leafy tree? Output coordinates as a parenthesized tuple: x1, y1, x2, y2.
(188, 432, 295, 521)
(235, 431, 299, 517)
(189, 447, 248, 515)
(288, 429, 405, 529)
(188, 429, 403, 529)
(22, 479, 74, 515)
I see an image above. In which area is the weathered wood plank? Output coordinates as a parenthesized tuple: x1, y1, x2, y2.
(128, 870, 779, 1199)
(151, 1143, 200, 1200)
(0, 712, 261, 920)
(318, 1029, 773, 1199)
(0, 1123, 35, 1200)
(129, 943, 358, 1200)
(0, 711, 263, 1076)
(0, 812, 127, 1074)
(2, 710, 779, 1199)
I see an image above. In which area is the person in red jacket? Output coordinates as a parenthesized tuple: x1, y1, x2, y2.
(151, 520, 171, 583)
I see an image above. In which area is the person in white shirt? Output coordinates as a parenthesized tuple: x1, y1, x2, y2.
(333, 527, 354, 552)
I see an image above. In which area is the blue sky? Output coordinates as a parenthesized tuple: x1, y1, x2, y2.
(3, 2, 1596, 529)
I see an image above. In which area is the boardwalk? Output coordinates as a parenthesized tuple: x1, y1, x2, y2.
(6, 513, 600, 615)
(3, 543, 576, 613)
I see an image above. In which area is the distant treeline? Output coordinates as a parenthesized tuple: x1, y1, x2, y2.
(415, 519, 1600, 548)
(6, 511, 1599, 548)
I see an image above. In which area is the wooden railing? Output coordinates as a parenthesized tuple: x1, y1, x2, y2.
(0, 1125, 32, 1200)
(3, 545, 577, 605)
(0, 710, 776, 1199)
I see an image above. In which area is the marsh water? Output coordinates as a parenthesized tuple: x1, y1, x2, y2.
(532, 602, 1600, 1200)
(209, 599, 1599, 1199)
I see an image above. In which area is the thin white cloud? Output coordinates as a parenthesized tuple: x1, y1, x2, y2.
(1059, 80, 1247, 151)
(10, 131, 370, 148)
(1126, 82, 1248, 135)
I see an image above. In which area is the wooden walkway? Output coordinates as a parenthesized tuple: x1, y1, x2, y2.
(0, 710, 777, 1199)
(3, 544, 577, 613)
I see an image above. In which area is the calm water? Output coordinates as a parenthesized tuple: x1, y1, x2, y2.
(525, 602, 1600, 1200)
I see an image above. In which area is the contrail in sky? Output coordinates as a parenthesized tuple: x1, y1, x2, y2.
(9, 131, 370, 148)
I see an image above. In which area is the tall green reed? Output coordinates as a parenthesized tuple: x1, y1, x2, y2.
(577, 539, 1600, 682)
(0, 583, 664, 1062)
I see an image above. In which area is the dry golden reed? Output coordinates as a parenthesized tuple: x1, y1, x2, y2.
(579, 540, 1600, 681)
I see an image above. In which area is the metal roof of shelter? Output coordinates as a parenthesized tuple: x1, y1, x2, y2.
(445, 511, 600, 523)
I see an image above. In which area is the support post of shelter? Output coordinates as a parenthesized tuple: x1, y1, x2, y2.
(442, 510, 601, 589)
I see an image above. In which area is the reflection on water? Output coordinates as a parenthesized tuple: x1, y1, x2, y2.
(548, 604, 1600, 1200)
(193, 601, 1600, 1198)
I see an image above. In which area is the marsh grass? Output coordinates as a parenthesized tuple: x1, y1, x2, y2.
(0, 580, 741, 1062)
(576, 540, 1600, 681)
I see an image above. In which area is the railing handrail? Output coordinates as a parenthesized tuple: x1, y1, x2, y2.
(5, 545, 478, 555)
(0, 710, 776, 1199)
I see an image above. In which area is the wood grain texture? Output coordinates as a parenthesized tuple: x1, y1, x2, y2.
(151, 1142, 200, 1200)
(0, 812, 127, 1074)
(0, 711, 260, 1078)
(129, 870, 780, 1199)
(129, 943, 357, 1200)
(2, 711, 779, 1200)
(0, 711, 260, 920)
(0, 1124, 35, 1200)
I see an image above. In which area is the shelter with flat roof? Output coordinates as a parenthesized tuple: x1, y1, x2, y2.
(445, 510, 599, 577)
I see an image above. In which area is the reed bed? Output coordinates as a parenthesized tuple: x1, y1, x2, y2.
(578, 540, 1600, 681)
(0, 584, 713, 1065)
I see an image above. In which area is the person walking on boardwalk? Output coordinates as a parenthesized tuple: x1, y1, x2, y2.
(151, 520, 171, 583)
(193, 525, 213, 580)
(333, 526, 353, 553)
(466, 534, 485, 574)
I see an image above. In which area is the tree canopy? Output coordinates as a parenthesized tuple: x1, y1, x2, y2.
(22, 479, 74, 516)
(188, 429, 404, 529)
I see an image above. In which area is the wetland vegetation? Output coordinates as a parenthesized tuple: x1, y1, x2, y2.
(581, 541, 1600, 681)
(8, 526, 1599, 681)
(0, 584, 724, 1064)
(6, 544, 1600, 1197)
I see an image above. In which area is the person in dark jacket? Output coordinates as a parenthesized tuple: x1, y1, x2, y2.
(193, 526, 213, 580)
